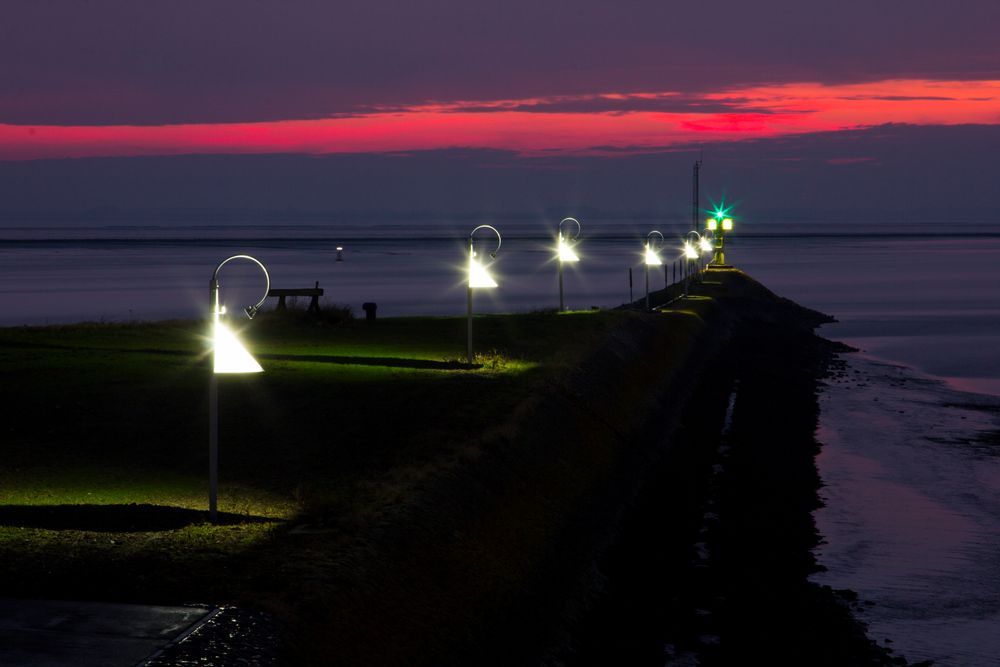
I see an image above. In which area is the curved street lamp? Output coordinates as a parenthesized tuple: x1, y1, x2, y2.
(683, 231, 703, 298)
(643, 230, 664, 310)
(698, 233, 714, 257)
(209, 254, 270, 522)
(556, 217, 581, 312)
(685, 230, 713, 269)
(467, 225, 501, 364)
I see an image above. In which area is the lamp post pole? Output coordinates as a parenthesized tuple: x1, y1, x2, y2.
(644, 262, 649, 310)
(208, 276, 222, 523)
(556, 217, 580, 312)
(692, 158, 701, 232)
(467, 235, 474, 364)
(644, 230, 663, 310)
(558, 258, 564, 312)
(683, 255, 689, 298)
(683, 231, 702, 298)
(467, 225, 501, 365)
(209, 367, 218, 520)
(209, 277, 219, 521)
(209, 254, 269, 523)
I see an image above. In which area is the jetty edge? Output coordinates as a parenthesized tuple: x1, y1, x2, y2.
(276, 269, 910, 666)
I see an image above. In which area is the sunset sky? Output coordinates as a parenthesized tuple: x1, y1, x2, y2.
(2, 0, 999, 222)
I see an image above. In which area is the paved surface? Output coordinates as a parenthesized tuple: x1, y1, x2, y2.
(0, 598, 212, 667)
(143, 606, 284, 666)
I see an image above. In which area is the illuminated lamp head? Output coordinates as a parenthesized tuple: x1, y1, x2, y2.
(644, 243, 663, 266)
(213, 315, 263, 374)
(684, 240, 699, 260)
(468, 249, 498, 288)
(210, 254, 269, 374)
(558, 234, 580, 262)
(468, 224, 501, 289)
(557, 217, 581, 263)
(706, 217, 719, 231)
(698, 236, 713, 253)
(722, 217, 734, 231)
(645, 230, 664, 266)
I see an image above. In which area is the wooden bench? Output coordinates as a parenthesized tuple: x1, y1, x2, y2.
(268, 281, 324, 314)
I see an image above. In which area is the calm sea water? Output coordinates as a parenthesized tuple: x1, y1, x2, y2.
(2, 219, 999, 663)
(814, 356, 1000, 667)
(3, 219, 997, 392)
(0, 221, 679, 326)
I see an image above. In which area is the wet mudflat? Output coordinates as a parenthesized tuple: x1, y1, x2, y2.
(815, 354, 1000, 666)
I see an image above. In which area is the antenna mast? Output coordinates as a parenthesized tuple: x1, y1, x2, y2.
(692, 153, 702, 231)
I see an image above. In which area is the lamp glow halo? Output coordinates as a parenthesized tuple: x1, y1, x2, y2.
(210, 254, 270, 374)
(684, 230, 704, 260)
(645, 230, 664, 266)
(468, 225, 502, 289)
(557, 217, 581, 263)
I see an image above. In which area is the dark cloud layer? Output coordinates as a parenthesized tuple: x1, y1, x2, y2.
(442, 95, 783, 116)
(1, 124, 997, 223)
(3, 1, 999, 125)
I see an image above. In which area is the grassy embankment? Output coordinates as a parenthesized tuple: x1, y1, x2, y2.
(0, 292, 711, 664)
(1, 271, 912, 666)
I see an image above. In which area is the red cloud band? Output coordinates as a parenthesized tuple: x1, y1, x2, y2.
(2, 80, 998, 160)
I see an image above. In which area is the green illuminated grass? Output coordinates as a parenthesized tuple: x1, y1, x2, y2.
(0, 309, 631, 606)
(0, 268, 771, 666)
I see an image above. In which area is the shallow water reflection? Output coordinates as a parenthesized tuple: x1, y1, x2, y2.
(814, 355, 1000, 666)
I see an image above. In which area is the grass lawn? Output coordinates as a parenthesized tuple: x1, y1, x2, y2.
(0, 308, 646, 606)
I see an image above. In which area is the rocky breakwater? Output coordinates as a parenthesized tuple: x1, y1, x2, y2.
(283, 269, 910, 666)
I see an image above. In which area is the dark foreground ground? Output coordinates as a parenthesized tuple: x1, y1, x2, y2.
(0, 270, 923, 665)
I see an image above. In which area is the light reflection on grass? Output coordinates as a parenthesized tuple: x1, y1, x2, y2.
(0, 309, 628, 605)
(0, 466, 296, 519)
